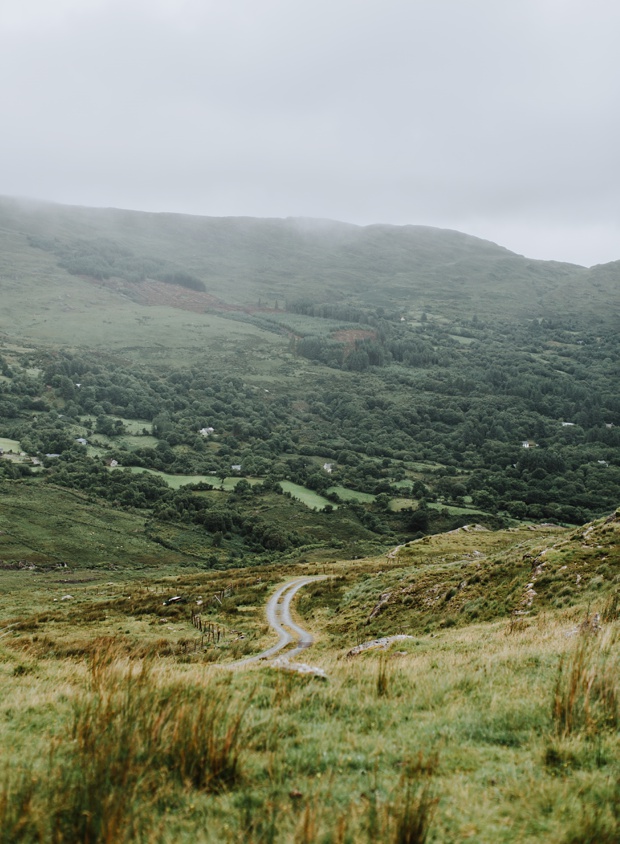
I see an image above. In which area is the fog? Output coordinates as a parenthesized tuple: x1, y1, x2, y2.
(1, 0, 619, 267)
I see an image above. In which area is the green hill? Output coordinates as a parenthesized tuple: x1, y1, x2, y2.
(2, 195, 613, 330)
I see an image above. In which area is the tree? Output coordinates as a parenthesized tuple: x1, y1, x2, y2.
(408, 505, 429, 533)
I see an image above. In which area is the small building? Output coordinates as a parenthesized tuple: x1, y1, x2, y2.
(521, 440, 536, 449)
(76, 437, 88, 445)
(323, 462, 333, 473)
(231, 464, 242, 472)
(199, 427, 215, 436)
(107, 459, 119, 468)
(561, 422, 575, 427)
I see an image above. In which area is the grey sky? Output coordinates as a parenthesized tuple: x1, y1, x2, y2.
(2, 0, 619, 267)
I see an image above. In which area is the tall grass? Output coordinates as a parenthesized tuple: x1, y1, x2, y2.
(392, 755, 439, 844)
(553, 627, 619, 737)
(0, 640, 249, 842)
(562, 779, 620, 844)
(0, 772, 40, 844)
(376, 654, 390, 697)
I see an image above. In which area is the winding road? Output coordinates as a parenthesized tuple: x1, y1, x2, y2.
(231, 576, 324, 668)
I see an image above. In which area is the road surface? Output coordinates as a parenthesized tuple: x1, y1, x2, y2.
(231, 576, 324, 668)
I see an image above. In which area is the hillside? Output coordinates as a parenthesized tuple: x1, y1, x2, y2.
(1, 190, 619, 565)
(1, 513, 618, 842)
(1, 195, 611, 328)
(0, 194, 618, 840)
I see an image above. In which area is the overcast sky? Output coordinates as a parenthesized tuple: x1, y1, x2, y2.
(1, 0, 619, 267)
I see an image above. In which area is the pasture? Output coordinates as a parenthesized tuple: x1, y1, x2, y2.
(327, 485, 375, 503)
(0, 437, 21, 452)
(278, 480, 336, 510)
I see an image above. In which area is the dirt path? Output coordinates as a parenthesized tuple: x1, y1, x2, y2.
(230, 576, 324, 668)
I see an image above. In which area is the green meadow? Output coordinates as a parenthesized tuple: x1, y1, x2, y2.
(0, 437, 21, 452)
(278, 481, 336, 510)
(327, 485, 376, 504)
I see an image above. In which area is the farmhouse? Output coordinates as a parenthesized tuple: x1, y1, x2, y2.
(199, 427, 215, 436)
(323, 463, 333, 473)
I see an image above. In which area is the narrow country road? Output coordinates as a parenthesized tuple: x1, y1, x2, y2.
(231, 576, 324, 668)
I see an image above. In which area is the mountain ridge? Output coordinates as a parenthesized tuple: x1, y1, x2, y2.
(3, 195, 614, 329)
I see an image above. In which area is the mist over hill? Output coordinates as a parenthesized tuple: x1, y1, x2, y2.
(2, 195, 616, 324)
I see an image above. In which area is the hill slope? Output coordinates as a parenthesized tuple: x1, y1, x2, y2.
(2, 195, 612, 326)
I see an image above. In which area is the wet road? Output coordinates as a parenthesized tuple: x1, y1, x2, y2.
(231, 576, 324, 667)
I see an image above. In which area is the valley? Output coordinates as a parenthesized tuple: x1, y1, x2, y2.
(0, 197, 618, 842)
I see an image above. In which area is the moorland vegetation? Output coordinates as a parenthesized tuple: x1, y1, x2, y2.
(0, 197, 619, 842)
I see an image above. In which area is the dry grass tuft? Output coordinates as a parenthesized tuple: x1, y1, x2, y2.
(0, 639, 249, 842)
(553, 626, 619, 737)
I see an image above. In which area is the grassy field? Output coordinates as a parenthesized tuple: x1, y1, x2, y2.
(117, 418, 153, 434)
(1, 511, 618, 842)
(278, 481, 336, 510)
(0, 437, 21, 452)
(327, 485, 376, 503)
(110, 466, 262, 491)
(0, 481, 194, 576)
(92, 433, 160, 451)
(428, 501, 490, 516)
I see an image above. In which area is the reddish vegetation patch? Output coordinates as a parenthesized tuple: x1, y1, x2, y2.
(331, 329, 376, 344)
(85, 277, 293, 317)
(126, 280, 236, 312)
(86, 277, 240, 313)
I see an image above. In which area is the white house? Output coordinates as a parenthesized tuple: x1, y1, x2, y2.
(199, 427, 215, 436)
(323, 463, 333, 473)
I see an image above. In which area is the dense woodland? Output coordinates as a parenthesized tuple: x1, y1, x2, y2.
(1, 303, 618, 564)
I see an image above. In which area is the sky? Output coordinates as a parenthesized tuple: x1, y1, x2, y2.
(1, 0, 619, 268)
